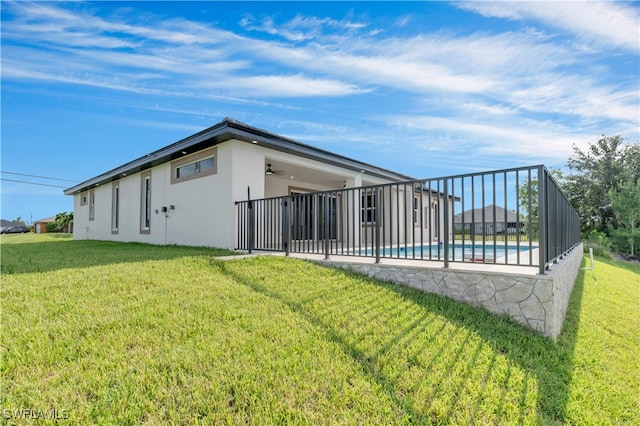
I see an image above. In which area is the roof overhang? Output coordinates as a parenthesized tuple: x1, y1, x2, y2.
(64, 118, 415, 195)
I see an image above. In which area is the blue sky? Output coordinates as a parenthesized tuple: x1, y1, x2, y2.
(1, 1, 638, 224)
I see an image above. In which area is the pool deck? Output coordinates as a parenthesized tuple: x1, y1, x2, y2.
(229, 246, 541, 277)
(290, 252, 540, 276)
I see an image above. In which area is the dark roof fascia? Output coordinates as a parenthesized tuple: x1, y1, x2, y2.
(224, 119, 415, 182)
(64, 118, 415, 195)
(64, 120, 232, 195)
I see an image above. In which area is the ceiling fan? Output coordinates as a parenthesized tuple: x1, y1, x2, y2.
(265, 163, 285, 176)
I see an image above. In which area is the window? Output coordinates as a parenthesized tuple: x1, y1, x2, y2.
(171, 147, 217, 184)
(81, 192, 88, 206)
(177, 156, 214, 179)
(140, 172, 151, 234)
(414, 196, 419, 225)
(361, 191, 377, 224)
(433, 201, 439, 239)
(111, 182, 119, 234)
(89, 190, 95, 221)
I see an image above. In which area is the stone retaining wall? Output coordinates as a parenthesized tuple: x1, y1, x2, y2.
(318, 243, 583, 339)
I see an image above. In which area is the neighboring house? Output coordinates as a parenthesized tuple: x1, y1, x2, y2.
(1, 219, 23, 231)
(453, 204, 525, 236)
(33, 216, 73, 233)
(33, 217, 54, 234)
(65, 118, 453, 250)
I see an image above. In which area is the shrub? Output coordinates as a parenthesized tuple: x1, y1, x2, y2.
(583, 230, 613, 259)
(609, 228, 640, 257)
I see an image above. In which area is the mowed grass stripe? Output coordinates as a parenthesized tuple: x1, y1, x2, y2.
(3, 246, 405, 423)
(1, 234, 638, 424)
(219, 256, 542, 424)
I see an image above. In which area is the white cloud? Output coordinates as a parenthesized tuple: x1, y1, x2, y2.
(457, 1, 639, 52)
(202, 74, 369, 98)
(240, 28, 636, 131)
(239, 13, 368, 42)
(2, 0, 637, 172)
(245, 30, 578, 98)
(386, 114, 587, 163)
(506, 74, 639, 123)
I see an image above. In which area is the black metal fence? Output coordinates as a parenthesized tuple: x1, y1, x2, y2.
(235, 165, 581, 274)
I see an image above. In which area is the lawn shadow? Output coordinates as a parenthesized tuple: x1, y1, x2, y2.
(356, 257, 587, 424)
(215, 259, 427, 421)
(217, 255, 587, 423)
(0, 239, 237, 274)
(359, 257, 587, 424)
(1, 239, 589, 422)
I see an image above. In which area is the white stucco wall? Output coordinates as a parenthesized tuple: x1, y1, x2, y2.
(74, 136, 396, 249)
(73, 183, 115, 241)
(73, 143, 237, 248)
(142, 143, 235, 248)
(72, 138, 400, 250)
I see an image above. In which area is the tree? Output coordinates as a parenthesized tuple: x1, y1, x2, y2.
(609, 180, 640, 256)
(51, 212, 73, 232)
(518, 168, 564, 235)
(623, 143, 640, 183)
(564, 135, 638, 234)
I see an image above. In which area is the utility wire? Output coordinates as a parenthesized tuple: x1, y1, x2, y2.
(1, 178, 68, 189)
(0, 171, 79, 183)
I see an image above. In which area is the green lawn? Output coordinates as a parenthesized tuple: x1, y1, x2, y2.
(1, 234, 638, 424)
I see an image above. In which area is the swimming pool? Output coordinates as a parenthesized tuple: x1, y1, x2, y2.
(367, 243, 536, 261)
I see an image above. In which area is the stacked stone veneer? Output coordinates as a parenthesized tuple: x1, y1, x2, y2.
(321, 243, 583, 339)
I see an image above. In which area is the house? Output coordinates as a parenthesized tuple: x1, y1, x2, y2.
(64, 118, 452, 250)
(453, 204, 525, 236)
(33, 216, 54, 233)
(63, 119, 584, 338)
(33, 216, 73, 233)
(1, 219, 23, 231)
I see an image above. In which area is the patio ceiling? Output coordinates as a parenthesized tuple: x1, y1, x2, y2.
(265, 159, 351, 189)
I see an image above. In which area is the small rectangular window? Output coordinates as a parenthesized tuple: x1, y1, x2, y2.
(361, 191, 377, 224)
(176, 156, 214, 179)
(433, 202, 439, 239)
(89, 190, 95, 221)
(171, 147, 217, 184)
(111, 182, 119, 234)
(140, 172, 151, 234)
(81, 192, 88, 206)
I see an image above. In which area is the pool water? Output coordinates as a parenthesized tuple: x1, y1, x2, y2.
(371, 243, 535, 261)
